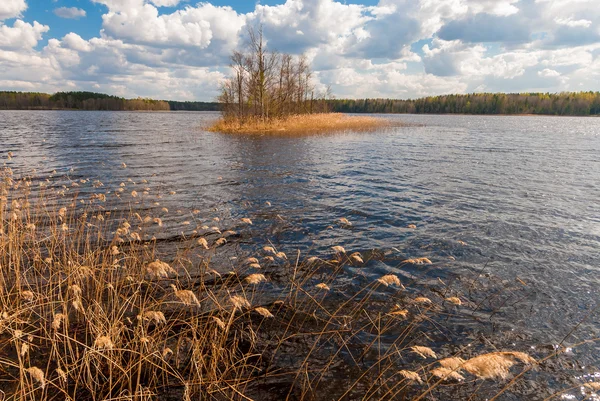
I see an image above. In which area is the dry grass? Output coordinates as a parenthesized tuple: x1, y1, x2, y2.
(0, 163, 579, 401)
(208, 113, 389, 134)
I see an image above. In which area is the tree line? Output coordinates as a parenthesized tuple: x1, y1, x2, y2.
(328, 92, 600, 116)
(2, 90, 600, 116)
(218, 27, 330, 122)
(0, 91, 171, 111)
(167, 100, 220, 111)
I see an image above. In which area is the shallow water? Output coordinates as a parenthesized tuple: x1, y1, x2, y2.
(2, 110, 600, 396)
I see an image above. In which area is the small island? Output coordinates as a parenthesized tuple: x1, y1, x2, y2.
(209, 27, 387, 133)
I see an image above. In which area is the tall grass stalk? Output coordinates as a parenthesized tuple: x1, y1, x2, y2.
(0, 165, 590, 400)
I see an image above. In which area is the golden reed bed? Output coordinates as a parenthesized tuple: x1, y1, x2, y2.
(0, 161, 592, 401)
(208, 113, 390, 134)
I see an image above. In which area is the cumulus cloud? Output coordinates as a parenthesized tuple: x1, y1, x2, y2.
(96, 1, 244, 52)
(555, 17, 592, 28)
(61, 33, 92, 52)
(437, 13, 531, 43)
(54, 7, 87, 19)
(148, 0, 182, 7)
(250, 0, 372, 54)
(0, 20, 49, 49)
(0, 0, 27, 21)
(539, 68, 560, 77)
(0, 0, 599, 100)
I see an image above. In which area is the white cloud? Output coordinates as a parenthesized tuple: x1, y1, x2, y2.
(555, 17, 592, 28)
(54, 7, 87, 19)
(61, 33, 91, 52)
(0, 0, 26, 21)
(96, 1, 245, 52)
(538, 68, 560, 77)
(0, 20, 49, 49)
(250, 0, 372, 54)
(148, 0, 182, 6)
(1, 0, 600, 100)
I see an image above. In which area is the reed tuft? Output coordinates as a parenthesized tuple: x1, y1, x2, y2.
(431, 367, 465, 381)
(26, 367, 46, 388)
(377, 274, 402, 287)
(246, 273, 267, 285)
(399, 370, 423, 383)
(411, 346, 437, 359)
(209, 113, 389, 134)
(0, 166, 569, 401)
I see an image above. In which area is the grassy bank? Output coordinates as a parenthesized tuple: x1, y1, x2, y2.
(208, 113, 389, 134)
(0, 162, 594, 400)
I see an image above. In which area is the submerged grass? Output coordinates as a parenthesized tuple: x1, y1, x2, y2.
(0, 161, 595, 401)
(208, 113, 389, 134)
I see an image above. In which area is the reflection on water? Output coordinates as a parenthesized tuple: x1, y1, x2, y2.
(2, 110, 600, 392)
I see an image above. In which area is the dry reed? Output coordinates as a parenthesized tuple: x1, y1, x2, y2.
(209, 113, 389, 134)
(377, 274, 402, 287)
(0, 165, 571, 401)
(411, 346, 437, 359)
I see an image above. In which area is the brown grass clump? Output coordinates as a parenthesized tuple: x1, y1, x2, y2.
(170, 284, 201, 306)
(377, 274, 402, 287)
(209, 113, 389, 134)
(462, 354, 517, 380)
(94, 335, 115, 350)
(404, 257, 433, 265)
(457, 352, 536, 380)
(197, 237, 209, 249)
(439, 357, 465, 370)
(584, 382, 600, 390)
(431, 367, 465, 381)
(246, 273, 267, 285)
(399, 370, 423, 383)
(414, 297, 433, 305)
(446, 296, 462, 305)
(142, 311, 167, 325)
(146, 259, 176, 279)
(263, 246, 277, 255)
(411, 346, 437, 359)
(331, 245, 346, 254)
(388, 309, 409, 318)
(26, 366, 46, 388)
(338, 217, 352, 226)
(254, 307, 274, 318)
(0, 165, 569, 401)
(230, 295, 251, 310)
(349, 252, 364, 264)
(51, 313, 65, 330)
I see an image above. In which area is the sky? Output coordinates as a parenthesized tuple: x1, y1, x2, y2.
(0, 0, 599, 101)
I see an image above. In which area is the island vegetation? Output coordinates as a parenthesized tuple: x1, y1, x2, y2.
(208, 27, 387, 133)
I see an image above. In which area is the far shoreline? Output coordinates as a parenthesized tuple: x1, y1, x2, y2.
(1, 108, 598, 118)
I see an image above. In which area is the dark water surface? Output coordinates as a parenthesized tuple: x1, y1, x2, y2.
(2, 110, 600, 396)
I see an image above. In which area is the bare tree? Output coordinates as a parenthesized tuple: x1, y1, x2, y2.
(219, 25, 331, 122)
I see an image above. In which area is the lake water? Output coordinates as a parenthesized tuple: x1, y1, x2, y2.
(2, 110, 600, 397)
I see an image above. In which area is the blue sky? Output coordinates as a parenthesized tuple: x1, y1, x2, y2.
(0, 0, 599, 100)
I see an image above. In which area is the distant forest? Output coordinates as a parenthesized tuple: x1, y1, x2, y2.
(328, 92, 600, 116)
(1, 91, 599, 115)
(0, 91, 220, 112)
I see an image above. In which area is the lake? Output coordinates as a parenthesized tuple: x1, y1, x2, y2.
(2, 110, 600, 398)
